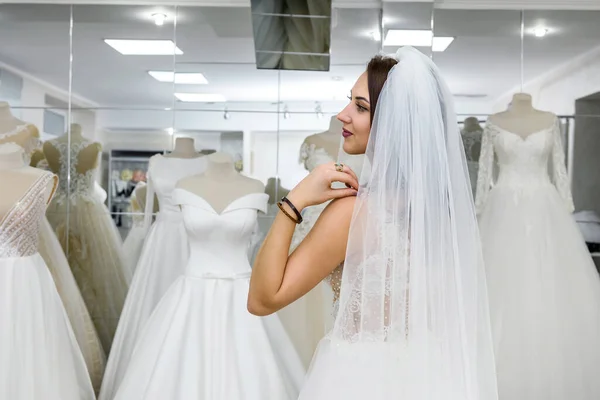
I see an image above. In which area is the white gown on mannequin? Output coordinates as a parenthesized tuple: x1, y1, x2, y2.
(121, 182, 147, 280)
(99, 154, 207, 400)
(45, 138, 130, 353)
(114, 190, 304, 400)
(476, 118, 600, 400)
(0, 171, 95, 400)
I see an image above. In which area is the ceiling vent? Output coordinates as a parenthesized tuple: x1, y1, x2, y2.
(250, 0, 332, 71)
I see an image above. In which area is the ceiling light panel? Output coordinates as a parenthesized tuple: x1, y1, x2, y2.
(432, 37, 455, 52)
(148, 71, 208, 84)
(383, 30, 454, 52)
(104, 39, 183, 55)
(175, 93, 226, 103)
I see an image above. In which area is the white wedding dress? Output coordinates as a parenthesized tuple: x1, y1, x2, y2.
(0, 171, 95, 400)
(99, 154, 207, 400)
(476, 118, 600, 400)
(121, 181, 147, 280)
(114, 189, 305, 400)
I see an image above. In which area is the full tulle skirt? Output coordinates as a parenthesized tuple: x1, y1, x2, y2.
(99, 212, 189, 400)
(114, 272, 305, 400)
(0, 253, 95, 400)
(38, 217, 106, 393)
(479, 184, 600, 399)
(122, 224, 146, 282)
(46, 197, 130, 353)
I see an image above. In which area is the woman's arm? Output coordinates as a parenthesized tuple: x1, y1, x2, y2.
(248, 195, 356, 316)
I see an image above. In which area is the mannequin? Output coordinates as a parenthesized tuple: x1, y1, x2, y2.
(265, 177, 290, 205)
(30, 148, 46, 167)
(133, 182, 159, 215)
(0, 102, 40, 154)
(0, 143, 55, 218)
(488, 93, 555, 137)
(177, 151, 264, 213)
(165, 137, 199, 159)
(462, 117, 483, 133)
(301, 116, 342, 161)
(43, 123, 102, 175)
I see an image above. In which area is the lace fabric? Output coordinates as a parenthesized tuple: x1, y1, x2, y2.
(0, 172, 56, 258)
(0, 124, 42, 164)
(475, 118, 574, 214)
(49, 139, 96, 204)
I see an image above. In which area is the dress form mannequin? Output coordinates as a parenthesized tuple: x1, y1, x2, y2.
(301, 116, 342, 161)
(43, 123, 102, 175)
(132, 183, 159, 215)
(0, 143, 55, 217)
(0, 102, 40, 154)
(177, 152, 264, 213)
(165, 137, 199, 159)
(488, 93, 556, 137)
(30, 148, 46, 167)
(265, 177, 290, 204)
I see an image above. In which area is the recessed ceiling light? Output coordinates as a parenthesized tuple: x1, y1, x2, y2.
(174, 93, 226, 103)
(533, 27, 548, 38)
(371, 30, 381, 42)
(166, 127, 174, 135)
(152, 13, 167, 26)
(383, 30, 455, 52)
(331, 76, 343, 81)
(148, 71, 208, 84)
(104, 39, 183, 55)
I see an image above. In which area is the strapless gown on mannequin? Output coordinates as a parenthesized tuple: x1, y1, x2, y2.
(114, 190, 304, 400)
(121, 182, 147, 280)
(99, 154, 207, 400)
(45, 138, 130, 353)
(0, 172, 95, 400)
(476, 118, 600, 400)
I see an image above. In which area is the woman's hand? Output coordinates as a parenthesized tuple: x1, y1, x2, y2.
(287, 162, 359, 210)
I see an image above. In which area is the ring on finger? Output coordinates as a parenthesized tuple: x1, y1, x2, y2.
(335, 162, 344, 172)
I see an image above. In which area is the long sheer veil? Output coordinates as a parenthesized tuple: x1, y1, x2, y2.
(299, 46, 498, 399)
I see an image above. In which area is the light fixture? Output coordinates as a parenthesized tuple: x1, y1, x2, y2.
(371, 30, 381, 42)
(331, 76, 343, 81)
(148, 71, 208, 84)
(315, 103, 324, 119)
(533, 27, 548, 38)
(223, 108, 230, 120)
(166, 127, 174, 136)
(383, 30, 454, 52)
(104, 39, 183, 55)
(174, 93, 227, 103)
(152, 13, 167, 26)
(283, 105, 290, 120)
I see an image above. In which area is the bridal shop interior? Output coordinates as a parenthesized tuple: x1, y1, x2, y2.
(3, 0, 600, 398)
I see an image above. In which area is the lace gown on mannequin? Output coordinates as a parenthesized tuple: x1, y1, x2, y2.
(476, 118, 600, 400)
(0, 170, 95, 400)
(45, 138, 130, 353)
(99, 154, 207, 400)
(114, 190, 305, 400)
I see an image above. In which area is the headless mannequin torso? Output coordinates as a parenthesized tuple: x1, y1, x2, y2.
(265, 177, 290, 205)
(43, 123, 102, 175)
(177, 152, 264, 213)
(0, 144, 56, 219)
(302, 116, 342, 161)
(0, 102, 40, 153)
(489, 93, 556, 138)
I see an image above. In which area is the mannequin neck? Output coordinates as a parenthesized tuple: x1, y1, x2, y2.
(205, 152, 237, 179)
(0, 144, 26, 170)
(463, 117, 482, 133)
(510, 93, 534, 113)
(168, 137, 198, 158)
(0, 102, 13, 121)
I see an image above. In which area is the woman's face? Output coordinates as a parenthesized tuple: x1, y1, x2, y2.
(337, 71, 370, 155)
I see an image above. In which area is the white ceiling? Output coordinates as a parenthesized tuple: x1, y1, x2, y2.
(0, 3, 599, 113)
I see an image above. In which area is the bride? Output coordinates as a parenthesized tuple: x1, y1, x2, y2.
(249, 46, 498, 399)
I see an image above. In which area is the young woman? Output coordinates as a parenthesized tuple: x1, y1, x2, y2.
(249, 47, 498, 399)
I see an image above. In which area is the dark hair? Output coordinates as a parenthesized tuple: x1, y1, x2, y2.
(367, 55, 399, 124)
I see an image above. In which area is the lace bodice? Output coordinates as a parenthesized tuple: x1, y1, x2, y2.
(299, 142, 336, 172)
(475, 118, 574, 214)
(0, 124, 41, 162)
(49, 139, 96, 202)
(461, 128, 482, 163)
(0, 172, 55, 258)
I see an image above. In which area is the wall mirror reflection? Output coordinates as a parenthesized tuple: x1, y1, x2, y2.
(1, 2, 600, 400)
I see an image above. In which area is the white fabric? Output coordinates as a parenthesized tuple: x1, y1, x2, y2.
(475, 119, 600, 399)
(122, 181, 147, 280)
(114, 190, 305, 400)
(99, 154, 207, 400)
(300, 47, 498, 400)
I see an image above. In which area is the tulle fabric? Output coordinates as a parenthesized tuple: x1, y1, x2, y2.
(0, 253, 95, 400)
(121, 223, 145, 281)
(99, 211, 188, 400)
(46, 197, 130, 352)
(479, 183, 600, 399)
(38, 217, 106, 393)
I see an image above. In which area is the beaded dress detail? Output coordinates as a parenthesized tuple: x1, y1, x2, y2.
(45, 137, 129, 353)
(0, 168, 95, 400)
